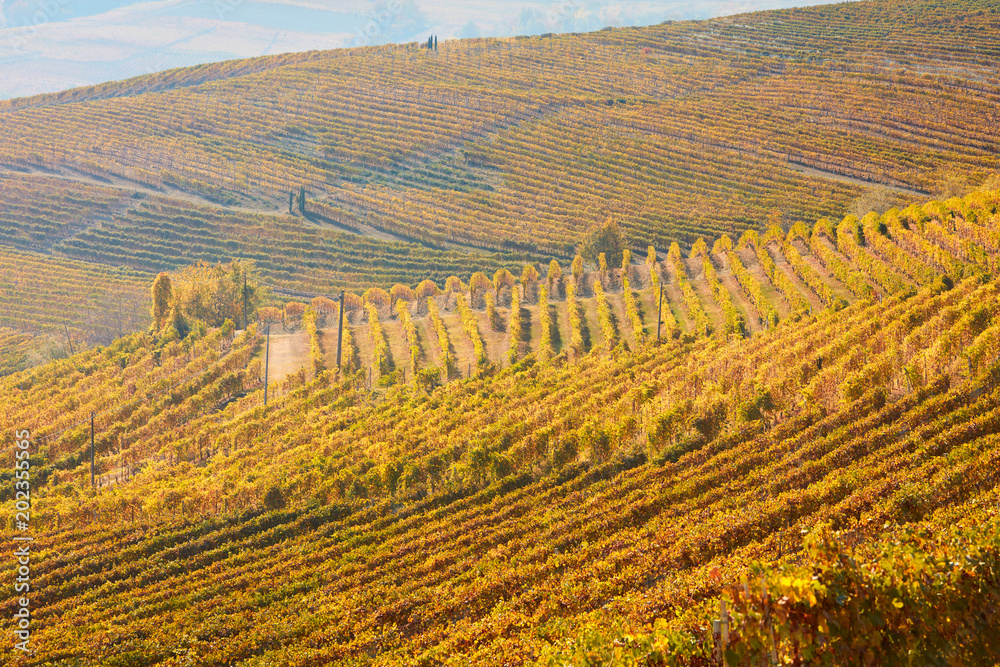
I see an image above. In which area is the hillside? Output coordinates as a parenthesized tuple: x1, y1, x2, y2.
(2, 187, 1000, 664)
(2, 0, 998, 251)
(2, 0, 1000, 359)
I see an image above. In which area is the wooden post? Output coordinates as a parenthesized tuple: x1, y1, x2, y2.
(243, 272, 248, 330)
(336, 291, 345, 370)
(264, 324, 271, 406)
(64, 322, 74, 355)
(656, 283, 663, 341)
(90, 412, 95, 489)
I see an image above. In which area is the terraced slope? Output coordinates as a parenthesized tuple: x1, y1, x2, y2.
(1, 188, 999, 665)
(0, 0, 998, 257)
(0, 245, 150, 349)
(3, 0, 1000, 363)
(293, 189, 998, 387)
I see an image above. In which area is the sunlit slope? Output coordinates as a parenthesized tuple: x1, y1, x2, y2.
(0, 0, 998, 256)
(2, 189, 1000, 664)
(0, 168, 539, 355)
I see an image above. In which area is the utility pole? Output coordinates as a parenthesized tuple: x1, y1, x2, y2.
(264, 324, 271, 406)
(656, 283, 663, 341)
(90, 412, 95, 489)
(336, 291, 345, 370)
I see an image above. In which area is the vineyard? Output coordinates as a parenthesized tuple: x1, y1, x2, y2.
(2, 0, 1000, 364)
(0, 168, 541, 358)
(1, 184, 1000, 664)
(2, 0, 1000, 661)
(0, 0, 998, 258)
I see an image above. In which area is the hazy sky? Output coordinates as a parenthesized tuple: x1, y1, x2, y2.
(0, 0, 844, 99)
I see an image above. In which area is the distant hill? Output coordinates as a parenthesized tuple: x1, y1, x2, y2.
(0, 0, 853, 99)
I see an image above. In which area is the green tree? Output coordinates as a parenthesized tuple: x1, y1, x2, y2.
(174, 260, 259, 327)
(579, 218, 626, 269)
(298, 186, 306, 214)
(168, 306, 191, 340)
(151, 272, 173, 330)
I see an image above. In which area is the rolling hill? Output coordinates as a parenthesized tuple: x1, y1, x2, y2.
(2, 0, 1000, 358)
(2, 185, 1000, 664)
(3, 0, 1000, 663)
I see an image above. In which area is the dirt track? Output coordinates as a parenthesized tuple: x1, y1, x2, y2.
(263, 330, 310, 385)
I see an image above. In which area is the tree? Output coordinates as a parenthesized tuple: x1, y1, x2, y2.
(363, 287, 391, 309)
(521, 264, 540, 303)
(168, 305, 191, 340)
(298, 186, 306, 214)
(289, 190, 294, 215)
(579, 218, 626, 269)
(284, 301, 306, 319)
(173, 260, 259, 327)
(151, 272, 173, 330)
(521, 264, 539, 286)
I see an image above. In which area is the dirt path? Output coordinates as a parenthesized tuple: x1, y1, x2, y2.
(263, 331, 310, 385)
(715, 252, 761, 336)
(3, 164, 281, 216)
(476, 306, 508, 368)
(580, 293, 607, 352)
(416, 316, 444, 373)
(523, 303, 541, 356)
(439, 304, 476, 378)
(789, 163, 927, 198)
(763, 243, 825, 312)
(381, 316, 411, 378)
(607, 292, 639, 350)
(659, 265, 692, 334)
(349, 320, 376, 383)
(683, 257, 726, 334)
(735, 246, 793, 318)
(547, 298, 567, 356)
(790, 238, 857, 303)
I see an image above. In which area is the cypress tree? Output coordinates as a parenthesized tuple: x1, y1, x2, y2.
(151, 273, 172, 329)
(298, 186, 306, 214)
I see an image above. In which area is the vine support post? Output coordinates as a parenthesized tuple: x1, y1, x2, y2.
(243, 271, 248, 330)
(64, 322, 74, 355)
(264, 324, 271, 407)
(336, 291, 345, 371)
(90, 411, 95, 489)
(656, 283, 663, 341)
